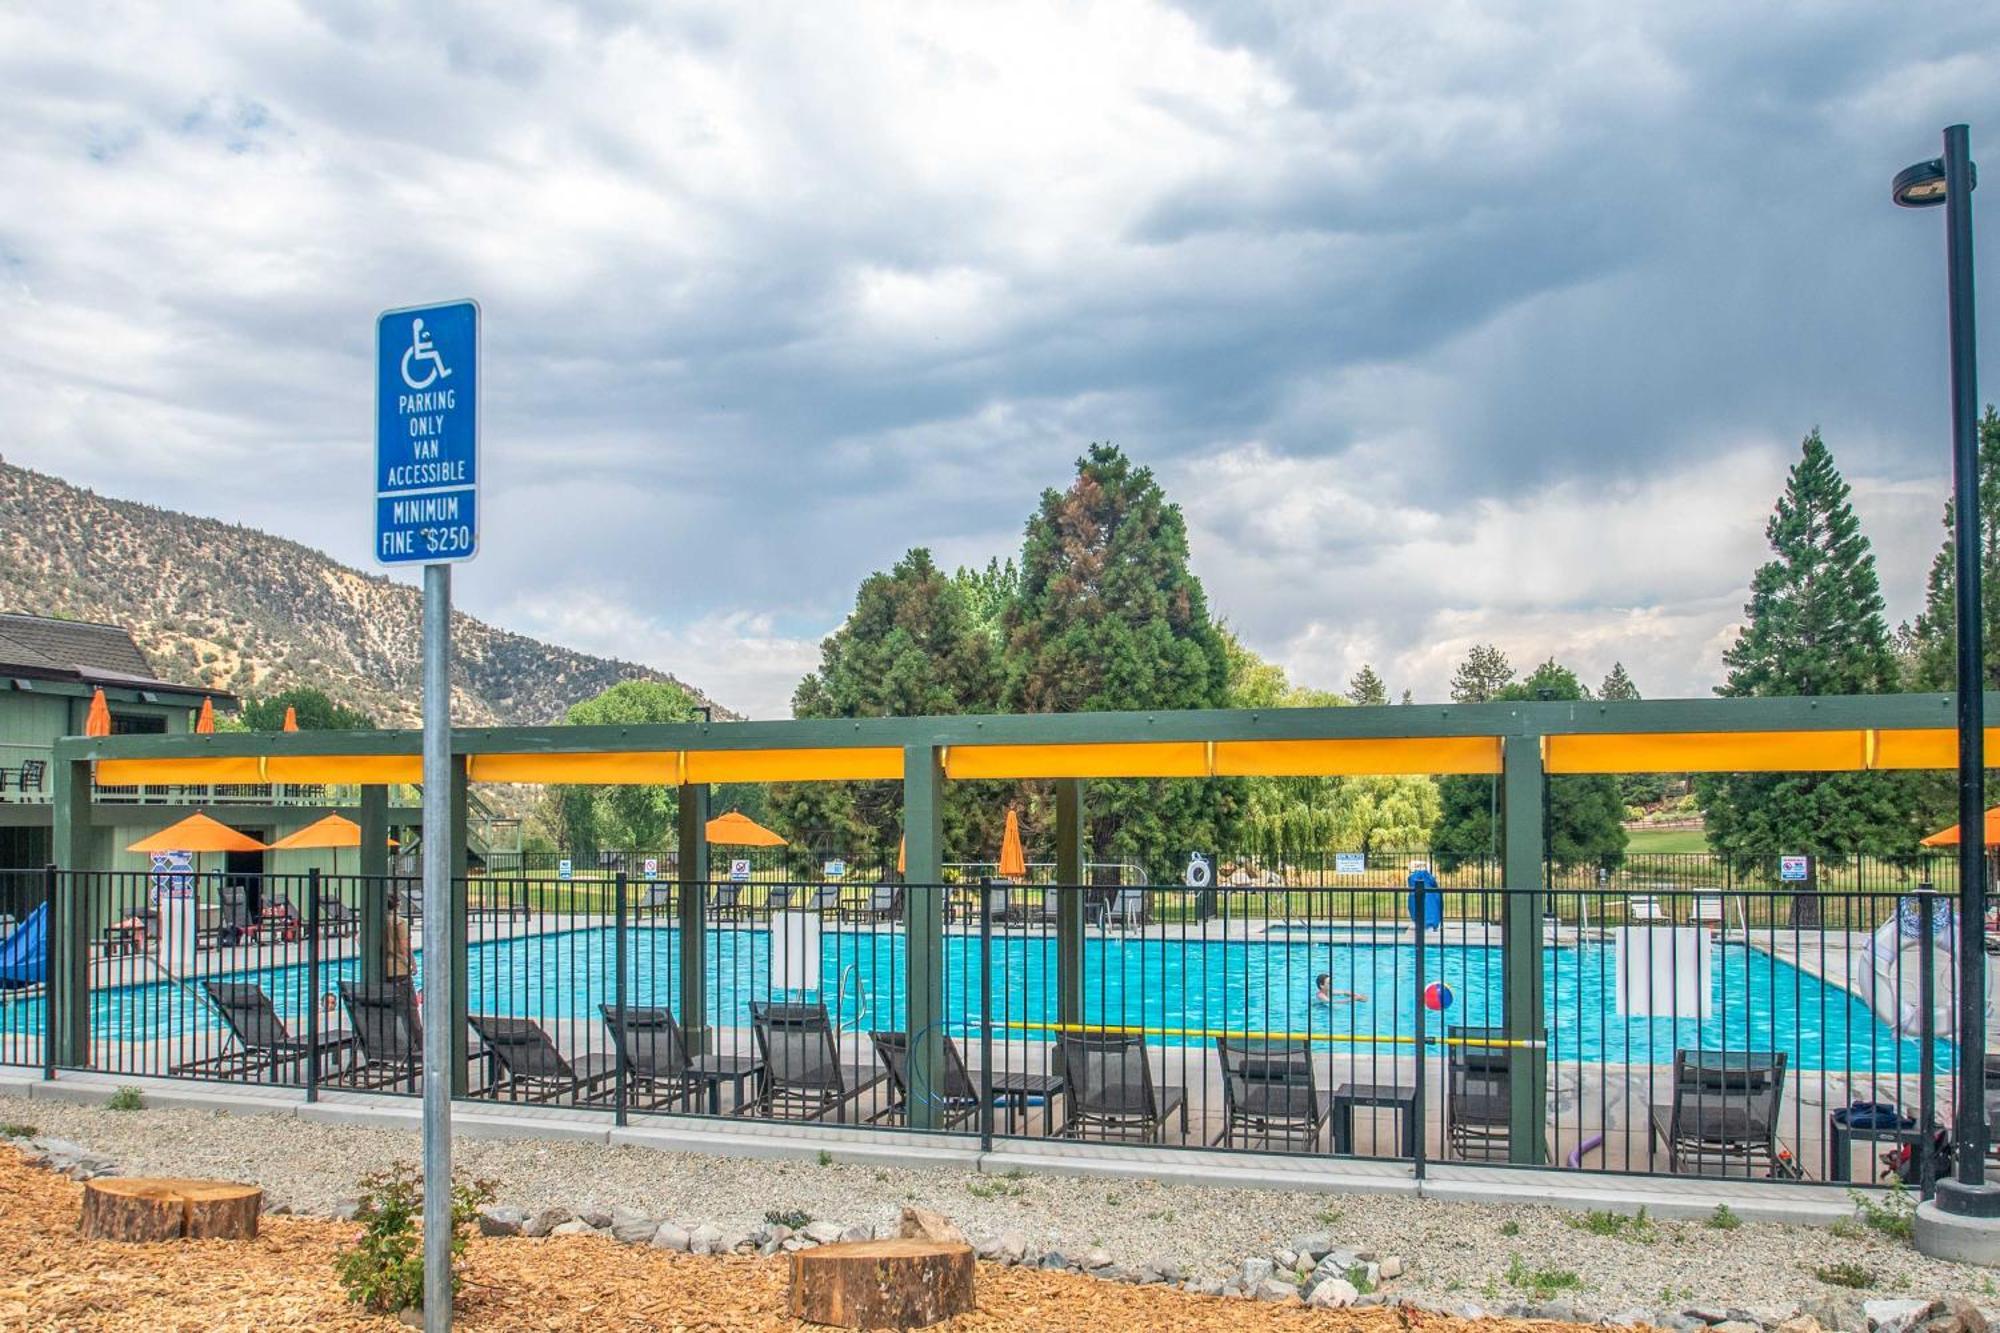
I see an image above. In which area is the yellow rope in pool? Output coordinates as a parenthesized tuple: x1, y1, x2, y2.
(990, 1020, 1541, 1048)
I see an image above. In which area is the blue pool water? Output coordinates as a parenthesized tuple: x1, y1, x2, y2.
(1, 926, 1954, 1072)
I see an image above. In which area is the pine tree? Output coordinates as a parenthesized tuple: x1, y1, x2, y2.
(1901, 406, 2000, 690)
(780, 549, 1007, 863)
(1347, 664, 1389, 706)
(1435, 659, 1626, 870)
(1596, 663, 1667, 806)
(1598, 662, 1639, 702)
(1697, 430, 1924, 860)
(1450, 645, 1514, 703)
(1005, 444, 1240, 874)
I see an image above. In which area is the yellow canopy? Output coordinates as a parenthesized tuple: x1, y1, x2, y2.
(706, 810, 787, 847)
(127, 813, 268, 854)
(998, 809, 1027, 878)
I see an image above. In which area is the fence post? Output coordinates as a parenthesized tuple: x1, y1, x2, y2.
(1917, 891, 1938, 1198)
(41, 863, 56, 1082)
(306, 868, 321, 1104)
(1413, 906, 1427, 1181)
(614, 871, 629, 1129)
(979, 887, 994, 1152)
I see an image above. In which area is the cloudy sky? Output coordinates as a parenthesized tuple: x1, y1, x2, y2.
(3, 2, 1997, 717)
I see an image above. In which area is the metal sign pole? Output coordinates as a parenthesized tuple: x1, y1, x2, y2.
(421, 561, 453, 1330)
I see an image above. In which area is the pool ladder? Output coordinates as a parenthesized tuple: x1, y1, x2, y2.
(833, 963, 873, 1033)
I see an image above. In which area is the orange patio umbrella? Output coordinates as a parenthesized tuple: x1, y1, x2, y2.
(194, 697, 216, 733)
(706, 810, 787, 847)
(1921, 807, 2000, 847)
(127, 812, 269, 880)
(997, 808, 1027, 879)
(282, 706, 299, 732)
(269, 814, 398, 876)
(84, 687, 111, 737)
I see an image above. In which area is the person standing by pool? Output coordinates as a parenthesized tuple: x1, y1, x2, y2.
(1315, 972, 1365, 1004)
(384, 888, 414, 984)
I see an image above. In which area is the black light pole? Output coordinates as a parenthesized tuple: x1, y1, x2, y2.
(1896, 124, 1994, 1212)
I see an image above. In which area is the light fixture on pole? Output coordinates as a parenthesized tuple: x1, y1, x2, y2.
(1897, 124, 2000, 1258)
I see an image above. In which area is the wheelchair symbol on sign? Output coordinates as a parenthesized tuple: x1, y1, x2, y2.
(400, 318, 453, 390)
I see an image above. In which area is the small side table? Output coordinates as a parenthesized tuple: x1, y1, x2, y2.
(1826, 1112, 1925, 1183)
(1331, 1082, 1418, 1158)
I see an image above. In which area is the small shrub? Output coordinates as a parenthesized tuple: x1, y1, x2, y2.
(816, 1149, 833, 1168)
(0, 1124, 37, 1139)
(1498, 1220, 1520, 1237)
(105, 1087, 143, 1112)
(1814, 1261, 1873, 1290)
(765, 1208, 812, 1231)
(1849, 1184, 1915, 1241)
(1707, 1204, 1741, 1231)
(1504, 1253, 1582, 1299)
(1315, 1207, 1343, 1226)
(1566, 1207, 1653, 1241)
(1347, 1264, 1376, 1295)
(1829, 1217, 1865, 1240)
(334, 1162, 495, 1314)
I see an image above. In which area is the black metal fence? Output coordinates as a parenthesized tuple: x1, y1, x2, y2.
(8, 867, 1971, 1191)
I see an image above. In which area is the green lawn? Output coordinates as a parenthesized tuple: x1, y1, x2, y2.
(1623, 825, 1709, 853)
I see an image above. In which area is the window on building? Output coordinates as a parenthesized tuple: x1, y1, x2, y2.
(109, 713, 167, 735)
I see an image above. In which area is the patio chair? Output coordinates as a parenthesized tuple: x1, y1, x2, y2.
(173, 981, 355, 1080)
(1626, 895, 1671, 924)
(1692, 896, 1725, 931)
(468, 1014, 619, 1104)
(16, 760, 43, 795)
(710, 882, 752, 920)
(637, 882, 677, 914)
(214, 882, 257, 946)
(843, 882, 901, 924)
(1649, 1049, 1787, 1176)
(764, 883, 799, 914)
(1445, 1025, 1522, 1161)
(749, 1000, 887, 1122)
(1055, 1032, 1187, 1143)
(868, 1030, 980, 1130)
(796, 883, 843, 913)
(1214, 1038, 1329, 1150)
(597, 1004, 701, 1109)
(335, 979, 422, 1091)
(316, 893, 360, 937)
(1092, 888, 1147, 931)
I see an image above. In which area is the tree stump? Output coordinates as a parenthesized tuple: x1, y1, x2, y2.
(789, 1238, 975, 1329)
(79, 1178, 262, 1243)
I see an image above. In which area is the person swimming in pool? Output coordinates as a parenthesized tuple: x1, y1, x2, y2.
(1315, 972, 1366, 1004)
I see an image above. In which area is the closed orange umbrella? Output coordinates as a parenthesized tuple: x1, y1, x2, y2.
(898, 836, 906, 875)
(706, 810, 787, 847)
(194, 697, 215, 733)
(84, 688, 111, 737)
(998, 808, 1027, 879)
(282, 705, 299, 732)
(1921, 807, 2000, 847)
(127, 813, 269, 854)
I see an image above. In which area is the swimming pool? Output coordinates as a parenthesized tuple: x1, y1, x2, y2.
(3, 925, 1953, 1072)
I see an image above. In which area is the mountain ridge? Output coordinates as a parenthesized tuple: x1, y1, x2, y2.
(0, 458, 730, 728)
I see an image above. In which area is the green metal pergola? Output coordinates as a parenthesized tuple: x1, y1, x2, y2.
(49, 690, 1988, 1158)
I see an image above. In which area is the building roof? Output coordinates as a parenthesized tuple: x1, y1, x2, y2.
(0, 612, 231, 701)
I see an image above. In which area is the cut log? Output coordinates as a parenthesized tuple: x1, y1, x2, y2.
(79, 1178, 262, 1243)
(790, 1238, 975, 1329)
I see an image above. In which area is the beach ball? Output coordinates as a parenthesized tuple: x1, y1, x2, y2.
(1422, 981, 1454, 1012)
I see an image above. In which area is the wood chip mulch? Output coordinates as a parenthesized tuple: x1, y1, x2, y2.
(0, 1145, 1581, 1331)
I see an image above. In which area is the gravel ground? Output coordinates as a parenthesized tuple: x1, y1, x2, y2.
(0, 1094, 1986, 1318)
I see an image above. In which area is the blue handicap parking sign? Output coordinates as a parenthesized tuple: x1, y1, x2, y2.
(376, 300, 478, 564)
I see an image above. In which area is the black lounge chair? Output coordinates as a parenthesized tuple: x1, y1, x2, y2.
(213, 882, 257, 946)
(1056, 1032, 1187, 1143)
(1445, 1025, 1517, 1160)
(1214, 1038, 1329, 1151)
(764, 884, 799, 913)
(843, 882, 902, 923)
(749, 1000, 887, 1122)
(1649, 1049, 1788, 1176)
(636, 883, 677, 914)
(710, 882, 752, 920)
(317, 893, 360, 937)
(869, 1031, 1067, 1134)
(335, 979, 422, 1091)
(598, 1003, 701, 1109)
(172, 981, 355, 1081)
(468, 1014, 618, 1104)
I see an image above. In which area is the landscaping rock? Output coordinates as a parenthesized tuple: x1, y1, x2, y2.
(609, 1206, 656, 1244)
(687, 1223, 724, 1255)
(1256, 1279, 1301, 1304)
(1184, 1277, 1226, 1298)
(1687, 1309, 1734, 1325)
(650, 1223, 689, 1252)
(1378, 1255, 1404, 1280)
(1240, 1257, 1274, 1288)
(549, 1219, 595, 1237)
(897, 1204, 966, 1246)
(801, 1220, 843, 1246)
(476, 1206, 525, 1238)
(521, 1207, 570, 1238)
(1081, 1247, 1113, 1270)
(1913, 1298, 1991, 1333)
(1272, 1247, 1299, 1272)
(1773, 1317, 1826, 1333)
(1149, 1259, 1184, 1284)
(1868, 1301, 1933, 1333)
(1098, 1264, 1141, 1284)
(1606, 1309, 1656, 1327)
(1288, 1233, 1334, 1262)
(838, 1223, 869, 1244)
(576, 1207, 612, 1230)
(1308, 1278, 1359, 1309)
(1538, 1301, 1579, 1324)
(331, 1199, 361, 1222)
(1039, 1250, 1070, 1271)
(996, 1232, 1027, 1266)
(974, 1235, 1003, 1261)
